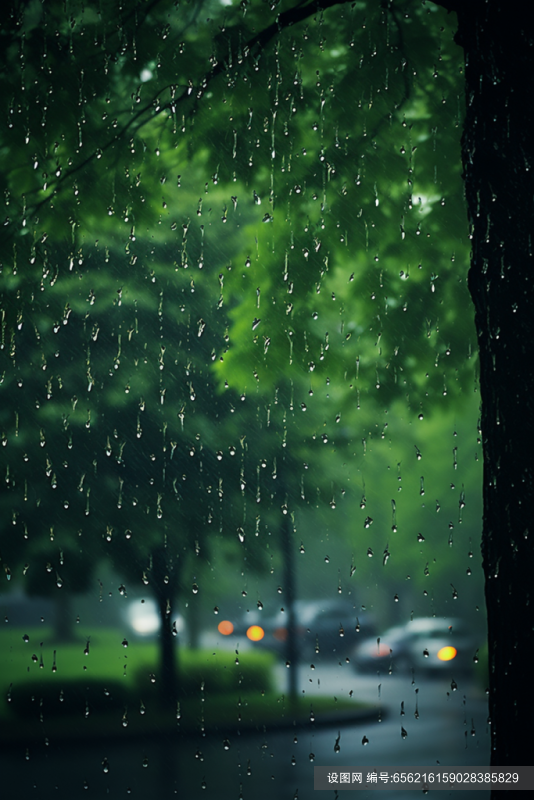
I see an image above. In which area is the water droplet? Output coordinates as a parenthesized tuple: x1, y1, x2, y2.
(361, 736, 369, 746)
(401, 727, 408, 739)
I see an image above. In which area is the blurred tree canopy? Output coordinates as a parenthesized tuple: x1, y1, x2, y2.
(0, 0, 483, 700)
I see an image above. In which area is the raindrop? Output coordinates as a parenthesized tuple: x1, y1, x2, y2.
(401, 727, 408, 739)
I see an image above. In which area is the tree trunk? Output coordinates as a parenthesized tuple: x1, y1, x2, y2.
(151, 546, 180, 708)
(54, 593, 74, 642)
(451, 1, 534, 776)
(281, 475, 298, 702)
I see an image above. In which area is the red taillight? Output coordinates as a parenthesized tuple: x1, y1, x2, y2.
(273, 626, 287, 642)
(372, 642, 392, 657)
(218, 620, 234, 635)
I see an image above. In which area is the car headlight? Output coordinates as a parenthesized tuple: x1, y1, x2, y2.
(437, 645, 457, 661)
(246, 625, 265, 641)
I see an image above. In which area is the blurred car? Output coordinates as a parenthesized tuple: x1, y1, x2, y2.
(217, 599, 375, 661)
(352, 617, 478, 675)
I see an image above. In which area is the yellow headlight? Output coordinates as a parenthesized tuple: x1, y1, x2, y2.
(246, 625, 265, 641)
(437, 645, 457, 661)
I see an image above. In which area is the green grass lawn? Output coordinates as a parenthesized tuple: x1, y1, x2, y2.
(0, 627, 374, 742)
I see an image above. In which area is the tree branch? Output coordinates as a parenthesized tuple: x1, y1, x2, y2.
(13, 0, 353, 236)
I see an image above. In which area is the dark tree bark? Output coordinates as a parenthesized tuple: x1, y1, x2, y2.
(437, 0, 534, 778)
(151, 545, 181, 707)
(281, 483, 298, 701)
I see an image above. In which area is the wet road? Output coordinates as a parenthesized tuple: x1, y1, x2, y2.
(1, 660, 490, 799)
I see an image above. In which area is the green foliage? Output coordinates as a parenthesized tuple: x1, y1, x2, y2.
(0, 0, 481, 630)
(8, 678, 130, 719)
(0, 625, 274, 720)
(164, 648, 274, 696)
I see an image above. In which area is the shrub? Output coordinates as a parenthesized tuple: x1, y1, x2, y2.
(8, 678, 130, 719)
